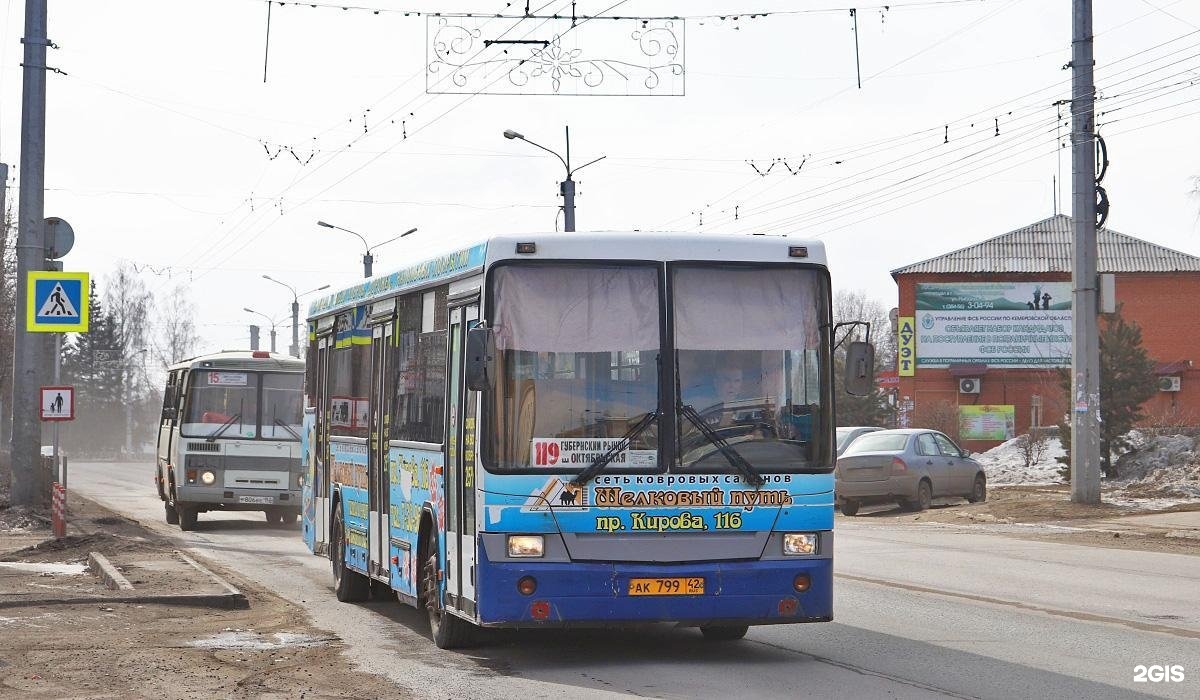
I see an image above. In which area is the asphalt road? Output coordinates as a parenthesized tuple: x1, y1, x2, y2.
(70, 461, 1200, 699)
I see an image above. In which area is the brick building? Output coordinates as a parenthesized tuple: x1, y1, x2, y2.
(891, 215, 1200, 451)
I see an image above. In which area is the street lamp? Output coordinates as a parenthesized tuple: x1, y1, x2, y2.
(502, 126, 605, 232)
(244, 307, 286, 353)
(262, 276, 330, 358)
(316, 220, 418, 278)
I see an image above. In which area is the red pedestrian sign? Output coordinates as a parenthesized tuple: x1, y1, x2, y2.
(40, 386, 75, 421)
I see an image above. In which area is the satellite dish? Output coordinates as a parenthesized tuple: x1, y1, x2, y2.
(45, 217, 75, 260)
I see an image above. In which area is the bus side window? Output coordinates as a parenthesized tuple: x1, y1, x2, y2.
(175, 371, 188, 421)
(162, 372, 177, 421)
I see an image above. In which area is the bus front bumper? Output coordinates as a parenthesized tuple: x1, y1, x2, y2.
(174, 485, 302, 511)
(475, 549, 832, 628)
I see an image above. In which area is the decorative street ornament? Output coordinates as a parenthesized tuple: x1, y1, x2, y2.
(426, 16, 685, 96)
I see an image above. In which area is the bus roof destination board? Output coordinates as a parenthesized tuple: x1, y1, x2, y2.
(27, 271, 90, 333)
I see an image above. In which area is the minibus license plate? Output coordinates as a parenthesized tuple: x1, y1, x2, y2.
(238, 495, 272, 504)
(627, 577, 704, 596)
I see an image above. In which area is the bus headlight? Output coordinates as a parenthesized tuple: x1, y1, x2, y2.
(507, 535, 544, 558)
(783, 533, 818, 555)
(200, 470, 217, 486)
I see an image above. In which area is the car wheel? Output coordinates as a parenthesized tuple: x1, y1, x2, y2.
(164, 501, 179, 525)
(331, 502, 370, 603)
(967, 475, 987, 503)
(421, 528, 476, 649)
(839, 499, 860, 516)
(915, 480, 932, 511)
(700, 625, 749, 641)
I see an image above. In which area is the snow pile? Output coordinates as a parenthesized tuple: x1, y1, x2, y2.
(974, 435, 1065, 485)
(1113, 434, 1200, 500)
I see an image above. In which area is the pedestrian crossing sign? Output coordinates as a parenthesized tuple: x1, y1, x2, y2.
(27, 271, 89, 333)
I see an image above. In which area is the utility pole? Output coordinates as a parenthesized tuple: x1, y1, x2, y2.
(290, 299, 299, 357)
(1070, 0, 1101, 504)
(10, 0, 49, 506)
(0, 162, 7, 449)
(562, 126, 576, 232)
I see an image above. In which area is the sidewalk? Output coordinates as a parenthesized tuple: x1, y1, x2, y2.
(1073, 509, 1200, 540)
(0, 489, 408, 699)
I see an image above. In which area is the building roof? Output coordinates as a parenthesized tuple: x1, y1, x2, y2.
(891, 215, 1200, 276)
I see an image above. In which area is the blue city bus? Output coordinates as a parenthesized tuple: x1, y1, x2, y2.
(301, 232, 870, 648)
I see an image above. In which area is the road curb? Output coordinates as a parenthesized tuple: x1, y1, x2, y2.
(88, 551, 134, 591)
(0, 591, 250, 610)
(176, 551, 245, 599)
(0, 553, 249, 610)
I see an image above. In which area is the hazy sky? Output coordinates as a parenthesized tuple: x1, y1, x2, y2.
(1, 0, 1198, 359)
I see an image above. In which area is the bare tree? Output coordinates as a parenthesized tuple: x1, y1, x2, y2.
(833, 290, 895, 426)
(833, 289, 895, 368)
(152, 284, 200, 370)
(0, 203, 15, 452)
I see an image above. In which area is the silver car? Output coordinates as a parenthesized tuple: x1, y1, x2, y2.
(836, 426, 884, 456)
(834, 428, 987, 516)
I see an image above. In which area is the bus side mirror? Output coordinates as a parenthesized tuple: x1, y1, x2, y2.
(162, 407, 177, 421)
(465, 325, 496, 392)
(844, 341, 874, 396)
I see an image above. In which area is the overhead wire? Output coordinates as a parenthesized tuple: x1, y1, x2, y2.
(167, 0, 571, 285)
(670, 28, 1200, 233)
(189, 0, 620, 284)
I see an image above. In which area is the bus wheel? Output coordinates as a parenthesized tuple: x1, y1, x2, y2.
(281, 509, 299, 526)
(265, 510, 283, 526)
(178, 507, 198, 531)
(700, 625, 749, 641)
(164, 501, 179, 525)
(331, 502, 370, 602)
(420, 529, 476, 649)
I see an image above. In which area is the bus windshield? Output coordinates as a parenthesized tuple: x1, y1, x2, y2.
(261, 373, 304, 440)
(181, 370, 304, 440)
(487, 264, 660, 471)
(674, 265, 828, 473)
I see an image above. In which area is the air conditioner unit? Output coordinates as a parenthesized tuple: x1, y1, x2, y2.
(1158, 376, 1181, 392)
(958, 377, 981, 394)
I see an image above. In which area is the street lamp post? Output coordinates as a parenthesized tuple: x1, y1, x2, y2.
(503, 126, 605, 232)
(262, 276, 330, 358)
(244, 308, 285, 353)
(317, 221, 417, 278)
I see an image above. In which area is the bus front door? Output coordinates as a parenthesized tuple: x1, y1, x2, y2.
(444, 300, 479, 615)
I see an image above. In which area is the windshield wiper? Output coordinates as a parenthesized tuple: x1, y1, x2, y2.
(677, 403, 765, 488)
(274, 417, 301, 440)
(570, 410, 660, 489)
(206, 413, 242, 442)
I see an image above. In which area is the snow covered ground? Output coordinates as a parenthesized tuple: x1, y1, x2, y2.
(974, 431, 1200, 504)
(973, 435, 1066, 485)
